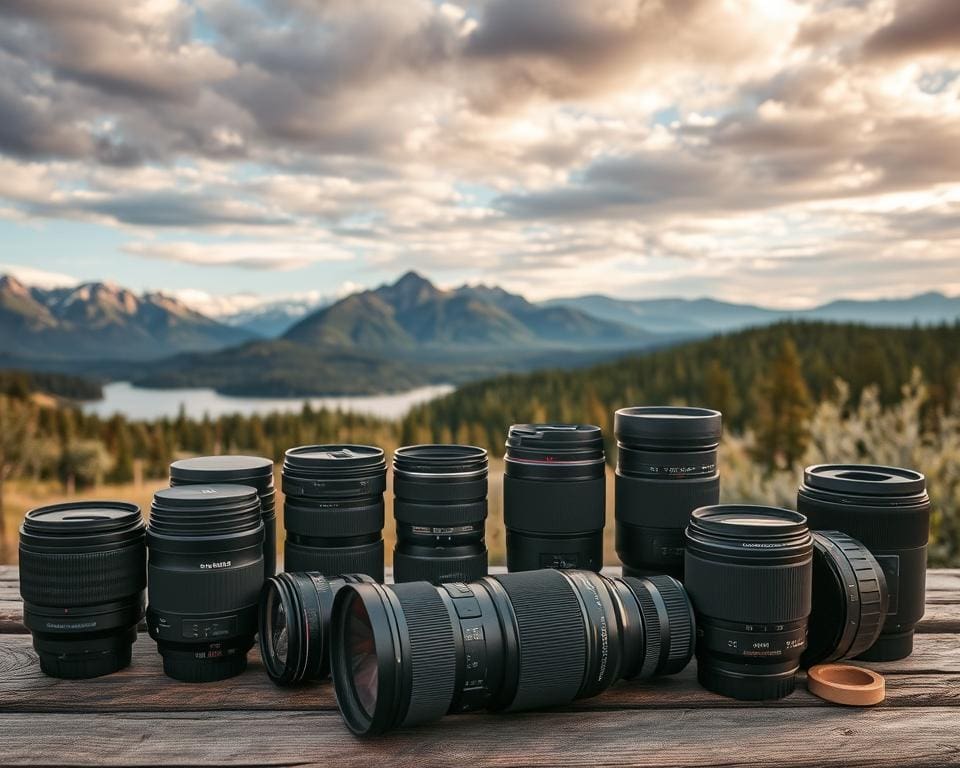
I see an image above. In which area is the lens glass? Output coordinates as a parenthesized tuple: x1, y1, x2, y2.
(347, 597, 379, 717)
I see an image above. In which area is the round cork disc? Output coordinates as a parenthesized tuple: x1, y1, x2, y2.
(807, 664, 885, 706)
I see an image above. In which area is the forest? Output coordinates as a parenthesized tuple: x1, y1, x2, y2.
(0, 320, 957, 565)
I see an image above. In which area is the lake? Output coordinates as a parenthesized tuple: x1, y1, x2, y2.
(81, 381, 455, 421)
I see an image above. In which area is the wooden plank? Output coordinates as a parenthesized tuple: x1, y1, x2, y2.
(1, 633, 958, 714)
(2, 569, 959, 634)
(0, 708, 959, 767)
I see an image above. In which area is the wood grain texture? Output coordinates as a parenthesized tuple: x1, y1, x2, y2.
(1, 709, 960, 768)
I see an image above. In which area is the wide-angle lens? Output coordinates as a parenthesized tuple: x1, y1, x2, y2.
(282, 445, 386, 582)
(392, 444, 488, 584)
(684, 504, 812, 701)
(503, 424, 606, 572)
(170, 455, 277, 578)
(19, 501, 145, 679)
(257, 570, 373, 686)
(329, 568, 694, 735)
(802, 530, 888, 667)
(146, 484, 264, 682)
(615, 406, 721, 580)
(798, 464, 930, 661)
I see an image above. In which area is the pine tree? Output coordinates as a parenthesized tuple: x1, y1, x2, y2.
(751, 338, 812, 470)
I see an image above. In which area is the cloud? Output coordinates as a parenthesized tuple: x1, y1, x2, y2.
(124, 240, 353, 270)
(863, 0, 960, 59)
(0, 0, 959, 306)
(0, 263, 79, 289)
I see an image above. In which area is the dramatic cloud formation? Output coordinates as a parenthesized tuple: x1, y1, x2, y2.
(0, 0, 958, 304)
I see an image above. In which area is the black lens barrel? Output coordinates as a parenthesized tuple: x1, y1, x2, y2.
(615, 406, 721, 580)
(504, 424, 606, 573)
(798, 463, 929, 661)
(19, 501, 146, 679)
(684, 505, 812, 701)
(282, 445, 386, 581)
(330, 568, 694, 735)
(146, 484, 264, 682)
(170, 455, 277, 578)
(392, 444, 489, 584)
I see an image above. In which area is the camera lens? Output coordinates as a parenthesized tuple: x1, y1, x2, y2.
(798, 464, 930, 661)
(18, 501, 145, 679)
(503, 424, 605, 572)
(392, 444, 488, 584)
(615, 406, 721, 580)
(684, 504, 812, 701)
(282, 445, 386, 582)
(146, 484, 264, 682)
(258, 571, 374, 686)
(329, 568, 694, 735)
(170, 455, 277, 578)
(802, 531, 887, 667)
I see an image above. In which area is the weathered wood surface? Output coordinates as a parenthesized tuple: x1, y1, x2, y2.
(1, 566, 958, 767)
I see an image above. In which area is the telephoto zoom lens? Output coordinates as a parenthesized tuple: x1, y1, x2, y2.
(798, 464, 930, 661)
(329, 568, 694, 735)
(258, 571, 374, 686)
(19, 502, 145, 679)
(146, 485, 264, 682)
(393, 444, 488, 584)
(503, 424, 605, 572)
(282, 445, 386, 582)
(615, 406, 721, 580)
(684, 505, 812, 701)
(170, 455, 277, 578)
(802, 531, 888, 667)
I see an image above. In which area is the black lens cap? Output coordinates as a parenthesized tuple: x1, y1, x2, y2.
(152, 484, 259, 508)
(803, 464, 926, 497)
(284, 445, 385, 471)
(615, 406, 721, 448)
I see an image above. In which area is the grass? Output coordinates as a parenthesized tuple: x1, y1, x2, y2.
(0, 459, 621, 567)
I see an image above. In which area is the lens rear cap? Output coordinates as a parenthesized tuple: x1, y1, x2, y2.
(807, 664, 885, 706)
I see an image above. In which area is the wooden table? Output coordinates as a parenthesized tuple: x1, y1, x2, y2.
(1, 565, 959, 767)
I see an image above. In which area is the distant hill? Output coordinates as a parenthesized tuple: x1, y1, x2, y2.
(545, 292, 960, 335)
(285, 271, 654, 349)
(220, 296, 331, 337)
(0, 276, 255, 360)
(401, 321, 960, 447)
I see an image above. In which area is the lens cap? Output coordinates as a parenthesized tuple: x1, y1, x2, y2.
(615, 407, 721, 449)
(170, 455, 273, 482)
(506, 424, 602, 453)
(803, 464, 926, 497)
(153, 484, 259, 508)
(284, 445, 385, 470)
(23, 501, 141, 535)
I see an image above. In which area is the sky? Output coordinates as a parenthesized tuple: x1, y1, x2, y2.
(0, 0, 959, 315)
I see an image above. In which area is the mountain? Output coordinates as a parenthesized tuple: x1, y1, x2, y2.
(544, 292, 960, 335)
(0, 276, 255, 360)
(219, 296, 331, 337)
(285, 271, 652, 348)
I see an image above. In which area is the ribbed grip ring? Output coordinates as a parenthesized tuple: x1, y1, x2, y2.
(503, 475, 605, 534)
(283, 498, 384, 537)
(19, 544, 146, 607)
(393, 550, 488, 585)
(627, 577, 662, 680)
(147, 559, 263, 614)
(646, 575, 694, 672)
(393, 499, 488, 526)
(391, 582, 457, 727)
(615, 473, 720, 527)
(684, 551, 812, 624)
(283, 540, 384, 582)
(494, 570, 587, 711)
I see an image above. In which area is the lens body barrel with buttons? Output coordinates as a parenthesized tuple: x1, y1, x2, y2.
(392, 444, 488, 585)
(503, 424, 606, 573)
(329, 568, 694, 735)
(798, 464, 930, 661)
(615, 406, 721, 580)
(282, 445, 386, 582)
(170, 455, 277, 579)
(146, 484, 264, 682)
(258, 571, 374, 686)
(684, 505, 813, 701)
(803, 530, 888, 667)
(19, 501, 146, 679)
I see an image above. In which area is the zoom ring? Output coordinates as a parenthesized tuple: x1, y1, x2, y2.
(494, 570, 587, 711)
(615, 473, 720, 527)
(393, 500, 488, 527)
(684, 552, 813, 624)
(646, 575, 694, 671)
(19, 546, 146, 606)
(283, 540, 384, 582)
(283, 499, 384, 537)
(393, 582, 457, 727)
(393, 551, 488, 585)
